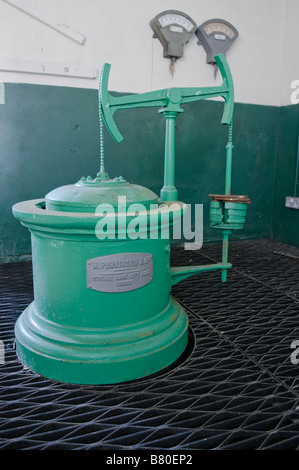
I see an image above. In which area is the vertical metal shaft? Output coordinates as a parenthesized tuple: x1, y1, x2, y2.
(160, 112, 178, 201)
(221, 231, 231, 282)
(222, 122, 233, 282)
(225, 122, 233, 195)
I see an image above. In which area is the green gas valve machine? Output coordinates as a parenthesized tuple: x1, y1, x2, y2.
(12, 50, 249, 385)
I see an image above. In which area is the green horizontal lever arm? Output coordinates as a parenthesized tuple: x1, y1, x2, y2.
(170, 262, 232, 286)
(99, 53, 234, 143)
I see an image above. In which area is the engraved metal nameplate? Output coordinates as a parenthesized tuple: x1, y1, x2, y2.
(86, 253, 153, 293)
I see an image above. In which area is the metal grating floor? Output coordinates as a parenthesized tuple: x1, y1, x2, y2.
(0, 239, 299, 450)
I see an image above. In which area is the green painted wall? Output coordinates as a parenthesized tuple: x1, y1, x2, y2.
(0, 82, 297, 263)
(0, 83, 100, 262)
(271, 104, 299, 247)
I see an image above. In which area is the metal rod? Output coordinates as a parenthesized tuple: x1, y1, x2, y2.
(225, 122, 233, 195)
(160, 111, 178, 201)
(170, 261, 232, 286)
(221, 231, 230, 282)
(221, 122, 234, 282)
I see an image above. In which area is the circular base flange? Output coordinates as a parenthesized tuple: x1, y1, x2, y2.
(15, 297, 189, 385)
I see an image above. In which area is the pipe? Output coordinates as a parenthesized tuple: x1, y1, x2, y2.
(160, 111, 178, 202)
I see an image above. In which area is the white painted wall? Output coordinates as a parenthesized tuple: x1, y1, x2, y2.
(0, 0, 297, 106)
(279, 0, 299, 106)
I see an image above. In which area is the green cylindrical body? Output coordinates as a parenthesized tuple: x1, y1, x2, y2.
(31, 235, 171, 329)
(12, 179, 189, 385)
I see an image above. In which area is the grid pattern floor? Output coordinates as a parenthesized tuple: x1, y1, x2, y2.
(0, 239, 298, 450)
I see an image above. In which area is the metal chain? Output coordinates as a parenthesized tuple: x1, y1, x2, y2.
(98, 66, 105, 175)
(228, 120, 233, 144)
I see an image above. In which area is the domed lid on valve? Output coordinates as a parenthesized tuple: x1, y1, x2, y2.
(45, 170, 159, 213)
